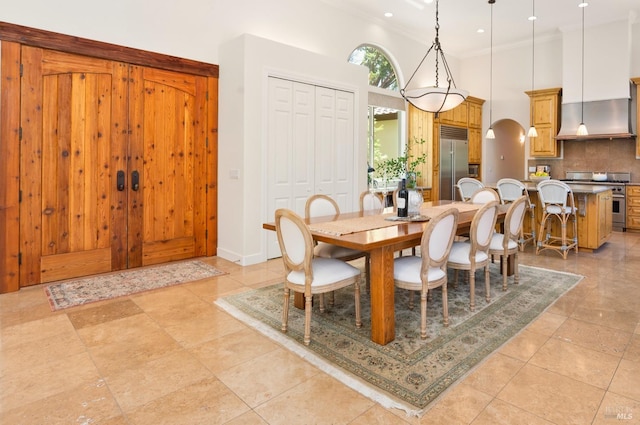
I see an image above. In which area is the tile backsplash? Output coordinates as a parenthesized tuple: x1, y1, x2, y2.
(528, 138, 640, 182)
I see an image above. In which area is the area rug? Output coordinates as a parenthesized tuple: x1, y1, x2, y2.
(215, 264, 583, 416)
(45, 260, 226, 311)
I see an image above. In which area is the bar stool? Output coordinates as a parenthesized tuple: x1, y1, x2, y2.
(535, 180, 578, 259)
(496, 178, 536, 251)
(456, 177, 484, 202)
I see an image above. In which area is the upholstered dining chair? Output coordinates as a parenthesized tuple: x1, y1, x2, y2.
(456, 177, 484, 202)
(305, 194, 369, 295)
(393, 208, 459, 339)
(470, 187, 500, 204)
(448, 200, 499, 311)
(496, 178, 536, 250)
(275, 208, 362, 346)
(359, 190, 384, 213)
(536, 180, 578, 259)
(488, 195, 527, 291)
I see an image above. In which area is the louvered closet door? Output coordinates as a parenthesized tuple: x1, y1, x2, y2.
(19, 47, 208, 285)
(20, 46, 129, 284)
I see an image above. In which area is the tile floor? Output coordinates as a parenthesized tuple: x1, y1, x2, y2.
(1, 231, 640, 424)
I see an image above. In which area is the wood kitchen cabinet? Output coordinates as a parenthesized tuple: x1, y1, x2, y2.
(437, 101, 468, 127)
(0, 23, 219, 292)
(632, 78, 640, 158)
(466, 96, 484, 165)
(525, 88, 562, 158)
(626, 185, 640, 230)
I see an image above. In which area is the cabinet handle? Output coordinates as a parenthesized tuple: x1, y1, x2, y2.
(117, 170, 125, 191)
(131, 170, 140, 191)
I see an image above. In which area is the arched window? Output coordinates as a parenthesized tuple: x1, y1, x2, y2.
(349, 45, 406, 192)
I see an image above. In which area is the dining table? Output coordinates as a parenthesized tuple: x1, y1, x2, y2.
(263, 200, 508, 346)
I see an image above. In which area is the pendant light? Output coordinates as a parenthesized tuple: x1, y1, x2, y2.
(485, 0, 496, 139)
(527, 0, 538, 138)
(400, 0, 469, 113)
(577, 2, 589, 136)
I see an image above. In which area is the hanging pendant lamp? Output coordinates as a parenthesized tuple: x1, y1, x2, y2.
(577, 2, 589, 136)
(485, 0, 496, 139)
(527, 0, 538, 138)
(400, 0, 468, 113)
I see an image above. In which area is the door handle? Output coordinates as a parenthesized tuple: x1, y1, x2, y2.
(117, 170, 125, 191)
(131, 171, 140, 191)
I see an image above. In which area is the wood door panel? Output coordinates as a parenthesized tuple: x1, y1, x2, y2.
(20, 46, 128, 285)
(142, 236, 195, 266)
(130, 66, 207, 267)
(40, 248, 111, 283)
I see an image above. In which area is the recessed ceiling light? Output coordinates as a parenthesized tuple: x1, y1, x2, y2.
(384, 12, 393, 18)
(528, 15, 537, 21)
(424, 0, 434, 4)
(477, 28, 485, 34)
(578, 2, 588, 8)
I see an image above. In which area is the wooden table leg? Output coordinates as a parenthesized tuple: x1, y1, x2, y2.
(294, 292, 304, 309)
(368, 246, 395, 345)
(500, 254, 515, 276)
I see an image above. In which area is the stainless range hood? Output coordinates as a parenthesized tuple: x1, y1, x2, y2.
(555, 98, 637, 140)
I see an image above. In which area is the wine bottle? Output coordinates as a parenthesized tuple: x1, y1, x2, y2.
(397, 179, 408, 217)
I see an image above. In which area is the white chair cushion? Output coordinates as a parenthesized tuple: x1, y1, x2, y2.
(314, 242, 363, 259)
(449, 241, 489, 265)
(489, 233, 518, 251)
(287, 257, 360, 287)
(393, 256, 446, 284)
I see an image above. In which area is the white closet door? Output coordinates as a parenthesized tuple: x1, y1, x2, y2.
(266, 78, 356, 259)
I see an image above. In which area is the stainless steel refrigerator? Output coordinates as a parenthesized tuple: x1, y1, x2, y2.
(439, 126, 469, 201)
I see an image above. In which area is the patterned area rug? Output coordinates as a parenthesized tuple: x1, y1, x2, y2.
(216, 264, 582, 416)
(45, 260, 226, 311)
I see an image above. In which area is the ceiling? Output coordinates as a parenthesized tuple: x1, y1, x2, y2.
(322, 0, 639, 58)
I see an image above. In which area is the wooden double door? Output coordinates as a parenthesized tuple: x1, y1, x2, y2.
(20, 46, 210, 285)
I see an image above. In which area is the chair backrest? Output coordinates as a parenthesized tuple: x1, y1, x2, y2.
(469, 200, 499, 255)
(457, 177, 484, 201)
(421, 208, 459, 277)
(502, 196, 528, 246)
(275, 208, 313, 277)
(359, 191, 384, 212)
(470, 187, 500, 204)
(305, 194, 340, 219)
(496, 178, 526, 204)
(537, 180, 573, 209)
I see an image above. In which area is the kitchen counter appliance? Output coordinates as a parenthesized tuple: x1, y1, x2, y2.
(562, 171, 630, 231)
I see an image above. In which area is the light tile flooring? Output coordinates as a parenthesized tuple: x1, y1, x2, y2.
(1, 231, 640, 424)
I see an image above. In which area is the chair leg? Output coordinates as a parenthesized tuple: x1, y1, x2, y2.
(514, 252, 519, 285)
(502, 254, 508, 291)
(408, 291, 415, 310)
(420, 289, 428, 339)
(485, 265, 491, 302)
(469, 268, 476, 311)
(303, 294, 313, 346)
(354, 278, 362, 329)
(282, 287, 290, 332)
(442, 285, 449, 327)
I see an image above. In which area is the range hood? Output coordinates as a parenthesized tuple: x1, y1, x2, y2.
(556, 98, 636, 140)
(555, 18, 636, 141)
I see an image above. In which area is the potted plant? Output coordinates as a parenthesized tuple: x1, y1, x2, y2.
(374, 137, 427, 189)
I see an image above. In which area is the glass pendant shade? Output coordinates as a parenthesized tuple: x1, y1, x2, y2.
(400, 0, 468, 113)
(402, 86, 468, 113)
(527, 126, 538, 138)
(577, 123, 589, 136)
(486, 127, 495, 139)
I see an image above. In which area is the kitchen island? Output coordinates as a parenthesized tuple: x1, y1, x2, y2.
(522, 182, 613, 251)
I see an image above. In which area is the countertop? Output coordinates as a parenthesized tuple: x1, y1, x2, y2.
(521, 182, 614, 194)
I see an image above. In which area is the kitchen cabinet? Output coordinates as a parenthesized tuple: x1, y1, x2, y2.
(408, 97, 484, 201)
(632, 78, 640, 158)
(0, 24, 218, 292)
(626, 185, 640, 230)
(525, 88, 562, 158)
